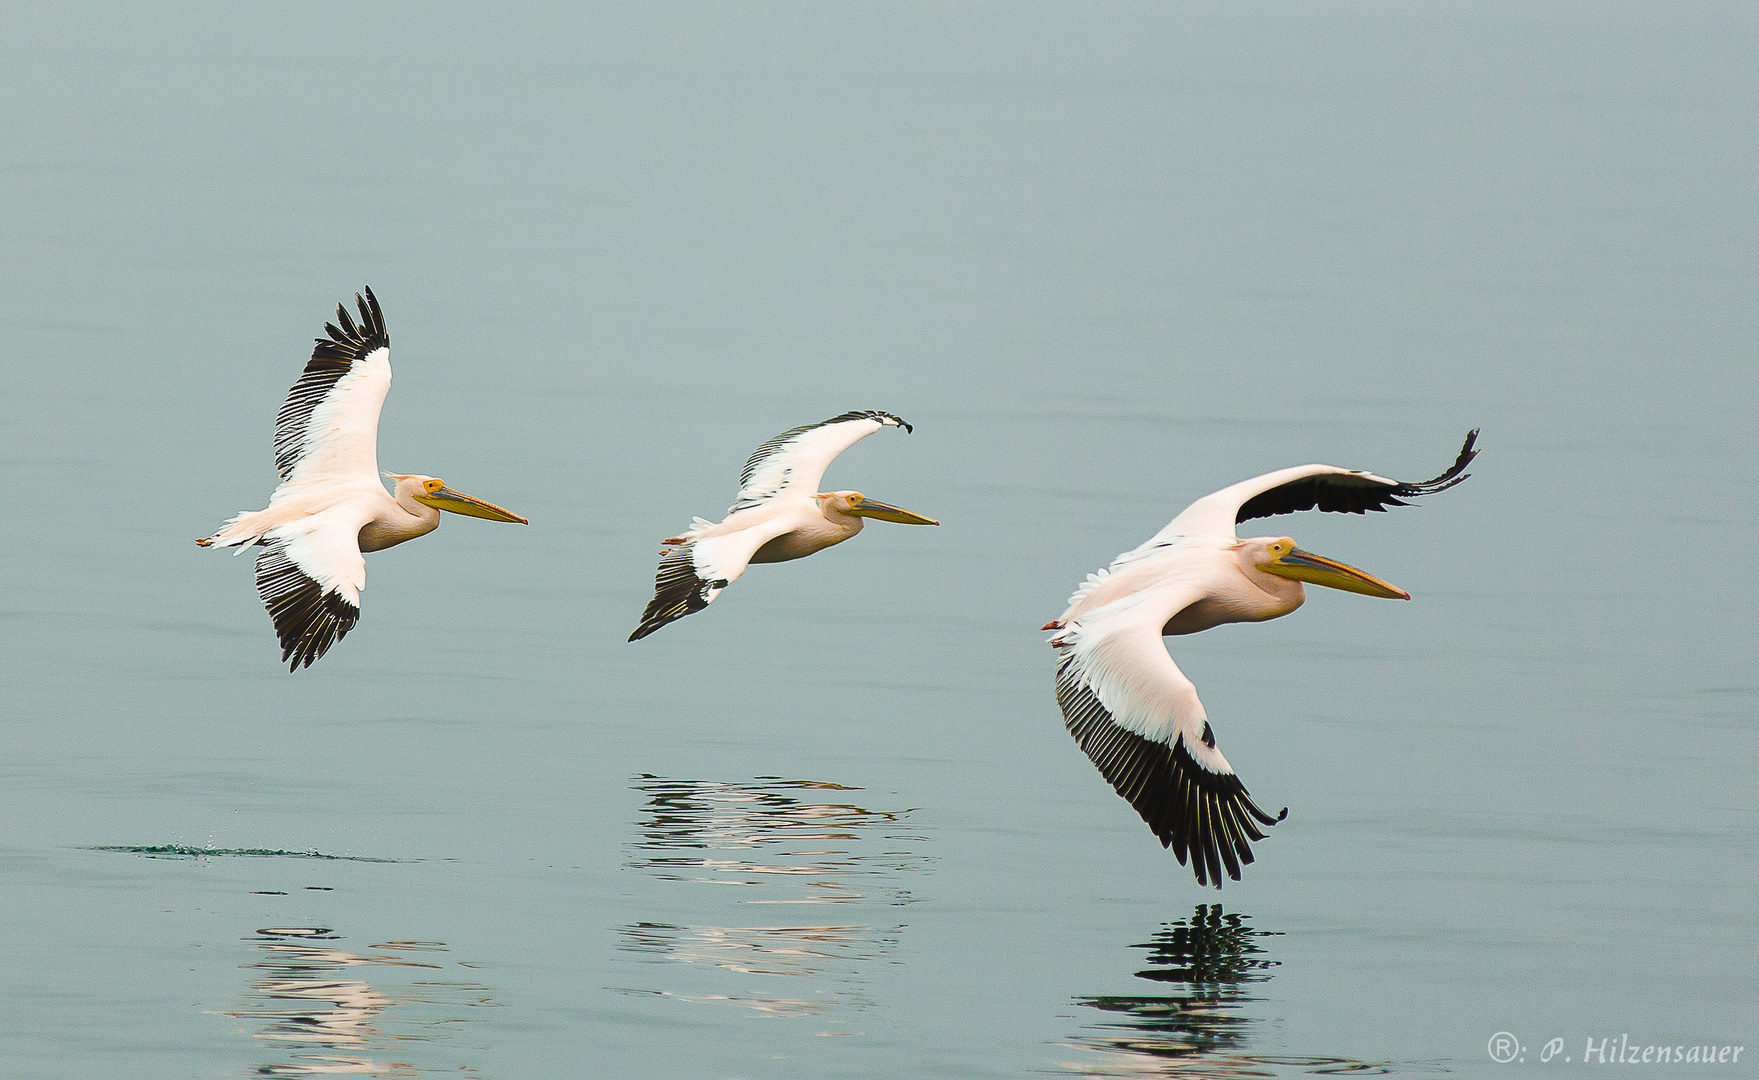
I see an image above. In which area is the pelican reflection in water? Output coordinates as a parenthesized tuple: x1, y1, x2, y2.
(220, 926, 496, 1077)
(1063, 906, 1277, 1074)
(616, 777, 931, 1021)
(1060, 907, 1428, 1077)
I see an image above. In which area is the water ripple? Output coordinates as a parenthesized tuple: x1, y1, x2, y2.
(86, 845, 398, 863)
(217, 927, 498, 1077)
(1056, 906, 1445, 1077)
(617, 775, 930, 1023)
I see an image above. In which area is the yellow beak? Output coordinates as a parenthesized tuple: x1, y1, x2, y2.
(1261, 548, 1409, 599)
(845, 497, 940, 526)
(413, 486, 529, 524)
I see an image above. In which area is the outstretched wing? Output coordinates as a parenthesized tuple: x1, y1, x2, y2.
(1050, 580, 1286, 888)
(628, 521, 794, 641)
(255, 507, 372, 670)
(1158, 430, 1479, 543)
(728, 411, 911, 515)
(273, 287, 392, 485)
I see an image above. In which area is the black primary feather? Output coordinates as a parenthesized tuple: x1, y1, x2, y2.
(272, 287, 389, 480)
(629, 546, 726, 641)
(1235, 429, 1479, 525)
(1055, 649, 1285, 889)
(255, 542, 360, 670)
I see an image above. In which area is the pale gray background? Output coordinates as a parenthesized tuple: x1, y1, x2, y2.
(3, 2, 1754, 1077)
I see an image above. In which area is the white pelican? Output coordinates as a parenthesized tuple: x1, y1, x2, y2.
(199, 288, 528, 669)
(1044, 431, 1479, 887)
(630, 411, 938, 641)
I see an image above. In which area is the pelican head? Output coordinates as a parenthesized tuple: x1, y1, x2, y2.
(817, 490, 939, 526)
(1250, 536, 1408, 599)
(388, 473, 529, 524)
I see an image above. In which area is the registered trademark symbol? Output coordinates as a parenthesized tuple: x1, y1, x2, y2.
(1488, 1032, 1521, 1064)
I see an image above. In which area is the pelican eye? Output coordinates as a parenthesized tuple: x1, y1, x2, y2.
(426, 479, 445, 493)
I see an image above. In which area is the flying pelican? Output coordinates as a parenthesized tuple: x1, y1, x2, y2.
(1044, 431, 1479, 887)
(630, 411, 938, 641)
(198, 288, 528, 669)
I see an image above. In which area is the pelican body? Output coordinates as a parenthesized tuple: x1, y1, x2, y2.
(1046, 431, 1479, 887)
(199, 288, 527, 669)
(631, 411, 938, 640)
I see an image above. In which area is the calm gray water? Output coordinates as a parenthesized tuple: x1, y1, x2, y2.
(3, 3, 1754, 1077)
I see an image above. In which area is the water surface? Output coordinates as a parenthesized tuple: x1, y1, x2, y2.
(2, 3, 1754, 1077)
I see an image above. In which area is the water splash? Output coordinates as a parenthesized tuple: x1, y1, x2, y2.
(86, 845, 398, 863)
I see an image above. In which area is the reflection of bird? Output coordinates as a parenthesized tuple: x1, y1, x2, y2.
(199, 289, 527, 669)
(1066, 906, 1392, 1075)
(620, 776, 925, 1019)
(228, 928, 471, 1075)
(630, 412, 938, 641)
(1045, 432, 1479, 887)
(1071, 905, 1276, 1061)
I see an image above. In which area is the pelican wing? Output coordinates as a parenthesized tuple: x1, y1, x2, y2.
(1159, 430, 1479, 542)
(255, 507, 373, 670)
(1051, 580, 1286, 887)
(629, 520, 795, 641)
(273, 288, 392, 484)
(728, 411, 911, 514)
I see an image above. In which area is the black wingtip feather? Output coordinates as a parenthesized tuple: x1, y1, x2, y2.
(275, 289, 391, 479)
(1235, 428, 1482, 525)
(311, 286, 388, 363)
(629, 546, 725, 641)
(1394, 428, 1479, 497)
(255, 544, 360, 671)
(1055, 650, 1282, 889)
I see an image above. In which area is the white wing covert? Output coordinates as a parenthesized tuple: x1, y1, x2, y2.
(273, 288, 392, 486)
(1050, 579, 1287, 888)
(628, 520, 796, 641)
(255, 505, 374, 669)
(728, 411, 911, 515)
